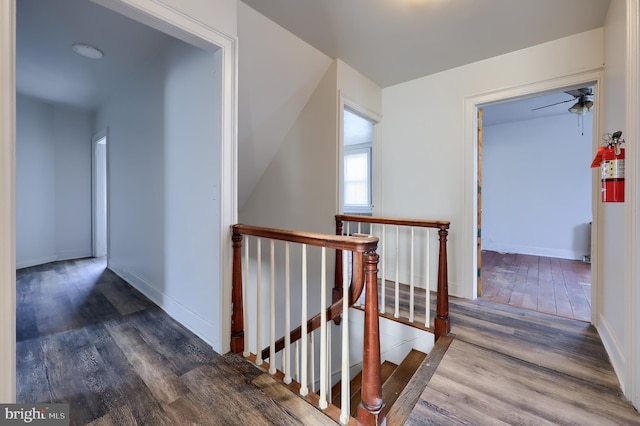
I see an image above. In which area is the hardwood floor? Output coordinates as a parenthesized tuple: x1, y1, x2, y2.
(480, 250, 591, 321)
(16, 258, 335, 426)
(18, 258, 639, 425)
(406, 297, 640, 425)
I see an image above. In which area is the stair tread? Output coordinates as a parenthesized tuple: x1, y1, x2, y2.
(382, 349, 428, 410)
(332, 360, 398, 408)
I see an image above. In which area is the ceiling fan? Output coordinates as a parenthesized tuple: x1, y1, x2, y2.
(531, 88, 594, 115)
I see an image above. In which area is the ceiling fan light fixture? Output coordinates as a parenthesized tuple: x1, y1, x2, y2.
(568, 99, 593, 116)
(72, 43, 104, 59)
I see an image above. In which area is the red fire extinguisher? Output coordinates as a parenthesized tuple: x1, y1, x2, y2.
(591, 131, 625, 202)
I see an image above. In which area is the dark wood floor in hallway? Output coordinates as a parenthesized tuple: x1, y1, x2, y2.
(17, 258, 639, 425)
(480, 250, 591, 321)
(16, 258, 335, 426)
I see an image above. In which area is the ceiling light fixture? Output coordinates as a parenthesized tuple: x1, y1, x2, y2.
(568, 98, 593, 116)
(72, 43, 104, 59)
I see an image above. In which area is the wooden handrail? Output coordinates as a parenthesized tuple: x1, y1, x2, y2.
(336, 214, 450, 230)
(233, 224, 378, 252)
(230, 223, 384, 424)
(335, 214, 451, 340)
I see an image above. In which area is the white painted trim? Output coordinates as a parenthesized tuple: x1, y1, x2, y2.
(90, 0, 237, 353)
(625, 0, 640, 408)
(337, 92, 382, 215)
(92, 129, 108, 259)
(598, 312, 627, 389)
(0, 0, 15, 403)
(109, 261, 217, 346)
(463, 70, 604, 301)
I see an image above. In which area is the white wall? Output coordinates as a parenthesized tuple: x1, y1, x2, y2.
(599, 0, 632, 399)
(15, 94, 92, 268)
(96, 38, 223, 348)
(381, 28, 605, 298)
(482, 114, 593, 260)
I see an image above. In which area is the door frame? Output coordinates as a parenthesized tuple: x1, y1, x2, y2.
(463, 70, 604, 323)
(1, 0, 238, 401)
(92, 129, 109, 258)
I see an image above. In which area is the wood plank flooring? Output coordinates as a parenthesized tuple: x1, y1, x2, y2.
(406, 297, 640, 425)
(18, 258, 638, 425)
(480, 250, 591, 321)
(16, 258, 335, 426)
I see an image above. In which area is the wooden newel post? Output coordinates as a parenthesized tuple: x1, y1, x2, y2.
(358, 248, 386, 426)
(230, 231, 244, 354)
(434, 226, 450, 341)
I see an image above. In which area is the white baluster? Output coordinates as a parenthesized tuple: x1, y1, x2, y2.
(295, 341, 300, 382)
(256, 238, 263, 366)
(319, 247, 328, 409)
(426, 228, 431, 327)
(243, 237, 250, 357)
(410, 227, 415, 323)
(395, 225, 400, 318)
(357, 222, 362, 234)
(327, 323, 332, 403)
(340, 250, 350, 423)
(269, 240, 276, 374)
(381, 225, 386, 314)
(300, 244, 308, 397)
(284, 242, 291, 384)
(310, 332, 315, 393)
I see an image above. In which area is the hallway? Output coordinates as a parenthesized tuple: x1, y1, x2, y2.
(16, 258, 333, 425)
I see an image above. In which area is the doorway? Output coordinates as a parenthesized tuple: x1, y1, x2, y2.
(477, 87, 595, 322)
(93, 131, 108, 258)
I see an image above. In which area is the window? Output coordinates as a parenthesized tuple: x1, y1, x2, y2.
(343, 107, 374, 214)
(344, 147, 371, 208)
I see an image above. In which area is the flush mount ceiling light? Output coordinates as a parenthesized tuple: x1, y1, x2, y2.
(72, 43, 104, 59)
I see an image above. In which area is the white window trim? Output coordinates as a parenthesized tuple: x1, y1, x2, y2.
(338, 93, 381, 216)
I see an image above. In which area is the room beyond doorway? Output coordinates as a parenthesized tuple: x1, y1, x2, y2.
(478, 86, 595, 322)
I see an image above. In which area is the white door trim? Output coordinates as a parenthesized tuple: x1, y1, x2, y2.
(625, 0, 639, 408)
(91, 0, 238, 354)
(0, 0, 16, 404)
(462, 69, 604, 306)
(1, 0, 238, 398)
(92, 129, 109, 259)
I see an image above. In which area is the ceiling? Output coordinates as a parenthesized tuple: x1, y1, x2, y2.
(16, 0, 174, 110)
(16, 0, 611, 110)
(241, 0, 611, 88)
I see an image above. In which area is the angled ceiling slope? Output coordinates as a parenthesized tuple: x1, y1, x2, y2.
(241, 0, 611, 88)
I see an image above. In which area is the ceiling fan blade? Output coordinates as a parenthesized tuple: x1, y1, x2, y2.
(531, 98, 576, 111)
(565, 88, 593, 97)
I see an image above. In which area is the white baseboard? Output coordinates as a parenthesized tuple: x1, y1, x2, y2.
(482, 243, 587, 261)
(16, 255, 58, 269)
(596, 313, 627, 393)
(109, 261, 217, 349)
(16, 249, 93, 269)
(56, 249, 92, 262)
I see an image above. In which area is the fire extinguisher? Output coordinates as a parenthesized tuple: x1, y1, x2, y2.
(591, 131, 625, 202)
